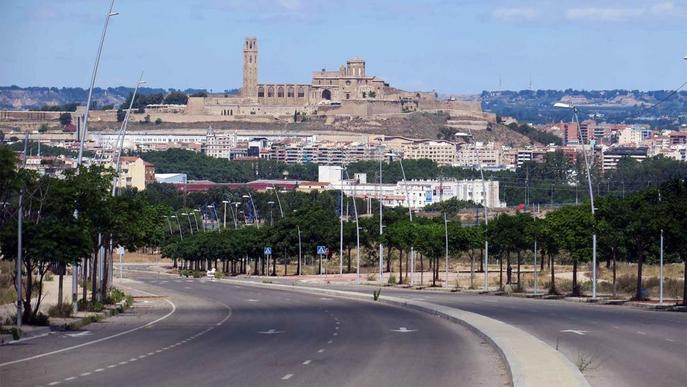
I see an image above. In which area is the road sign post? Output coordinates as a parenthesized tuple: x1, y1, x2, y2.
(117, 246, 125, 279)
(317, 246, 326, 276)
(264, 247, 272, 276)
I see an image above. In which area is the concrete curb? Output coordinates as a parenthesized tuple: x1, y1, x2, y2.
(0, 300, 130, 346)
(227, 279, 590, 387)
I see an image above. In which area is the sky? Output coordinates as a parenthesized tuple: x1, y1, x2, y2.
(1, 0, 686, 94)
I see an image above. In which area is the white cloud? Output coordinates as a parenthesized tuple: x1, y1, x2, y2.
(492, 7, 539, 22)
(650, 1, 674, 14)
(565, 7, 644, 21)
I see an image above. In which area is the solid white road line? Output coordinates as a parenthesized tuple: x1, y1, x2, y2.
(0, 289, 176, 368)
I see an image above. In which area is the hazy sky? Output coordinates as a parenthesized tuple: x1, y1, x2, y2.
(2, 0, 686, 94)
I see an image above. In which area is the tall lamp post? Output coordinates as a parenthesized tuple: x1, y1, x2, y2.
(387, 152, 414, 285)
(222, 200, 229, 229)
(554, 102, 597, 299)
(267, 201, 275, 226)
(232, 202, 240, 229)
(181, 213, 193, 235)
(73, 0, 118, 317)
(191, 209, 201, 232)
(377, 147, 385, 283)
(171, 215, 183, 239)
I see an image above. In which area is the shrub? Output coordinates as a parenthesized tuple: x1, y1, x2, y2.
(214, 271, 225, 279)
(367, 273, 377, 281)
(108, 288, 126, 304)
(78, 300, 104, 312)
(192, 271, 203, 278)
(373, 288, 381, 301)
(44, 272, 54, 282)
(387, 274, 397, 285)
(48, 303, 73, 318)
(31, 312, 50, 326)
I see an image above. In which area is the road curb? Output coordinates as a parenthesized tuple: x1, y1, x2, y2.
(227, 279, 590, 387)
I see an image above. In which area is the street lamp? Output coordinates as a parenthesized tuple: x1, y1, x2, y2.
(73, 0, 118, 318)
(297, 225, 302, 276)
(378, 146, 385, 283)
(344, 168, 361, 284)
(207, 205, 219, 231)
(458, 132, 490, 290)
(387, 152, 415, 285)
(77, 0, 119, 165)
(267, 201, 275, 226)
(181, 212, 193, 235)
(555, 102, 597, 299)
(171, 215, 183, 239)
(242, 193, 260, 228)
(191, 209, 201, 232)
(232, 202, 240, 229)
(222, 200, 229, 229)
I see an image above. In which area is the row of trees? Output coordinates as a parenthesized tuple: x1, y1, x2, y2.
(157, 179, 686, 304)
(0, 146, 168, 323)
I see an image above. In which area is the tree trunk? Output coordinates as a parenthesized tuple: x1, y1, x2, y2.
(549, 253, 557, 294)
(506, 251, 512, 285)
(612, 249, 617, 298)
(91, 250, 98, 303)
(22, 262, 33, 323)
(82, 257, 88, 305)
(499, 254, 503, 289)
(479, 248, 484, 272)
(540, 251, 545, 271)
(398, 249, 403, 284)
(635, 253, 644, 300)
(347, 247, 352, 273)
(682, 256, 686, 306)
(432, 257, 437, 287)
(58, 274, 64, 309)
(470, 251, 475, 289)
(386, 248, 391, 273)
(572, 259, 579, 296)
(420, 254, 424, 286)
(516, 250, 521, 291)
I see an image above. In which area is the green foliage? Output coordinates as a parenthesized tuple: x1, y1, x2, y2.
(141, 149, 318, 182)
(163, 91, 189, 105)
(507, 122, 562, 145)
(58, 112, 72, 126)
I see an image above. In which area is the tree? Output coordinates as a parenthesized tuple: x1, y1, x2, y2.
(163, 91, 189, 105)
(59, 112, 72, 126)
(116, 109, 126, 122)
(546, 205, 595, 296)
(661, 179, 687, 305)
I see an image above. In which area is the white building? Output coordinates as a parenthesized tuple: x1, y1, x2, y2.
(155, 173, 188, 184)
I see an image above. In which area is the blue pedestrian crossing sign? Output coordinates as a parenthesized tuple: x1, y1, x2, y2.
(317, 245, 327, 255)
(264, 246, 272, 255)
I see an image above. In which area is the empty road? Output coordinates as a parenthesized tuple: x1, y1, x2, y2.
(1, 269, 508, 387)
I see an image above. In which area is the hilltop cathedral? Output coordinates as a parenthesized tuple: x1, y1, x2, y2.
(185, 37, 478, 120)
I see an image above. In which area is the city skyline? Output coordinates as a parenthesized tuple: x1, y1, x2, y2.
(2, 0, 687, 94)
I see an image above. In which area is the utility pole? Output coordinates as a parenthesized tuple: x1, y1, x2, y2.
(72, 0, 118, 317)
(16, 133, 29, 329)
(378, 149, 384, 283)
(339, 168, 344, 276)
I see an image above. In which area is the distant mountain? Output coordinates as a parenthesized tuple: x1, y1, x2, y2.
(481, 89, 687, 129)
(0, 86, 237, 110)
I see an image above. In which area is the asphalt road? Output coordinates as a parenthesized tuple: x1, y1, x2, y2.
(288, 281, 687, 387)
(0, 269, 508, 387)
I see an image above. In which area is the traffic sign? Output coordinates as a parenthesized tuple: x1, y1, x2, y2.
(317, 245, 326, 255)
(117, 246, 125, 256)
(264, 246, 272, 255)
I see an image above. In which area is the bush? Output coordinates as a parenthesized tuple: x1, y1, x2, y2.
(78, 300, 104, 312)
(192, 271, 203, 278)
(48, 303, 73, 318)
(387, 274, 397, 285)
(367, 273, 377, 281)
(214, 271, 225, 279)
(31, 312, 50, 326)
(108, 288, 126, 304)
(0, 326, 21, 340)
(154, 118, 162, 125)
(44, 272, 54, 282)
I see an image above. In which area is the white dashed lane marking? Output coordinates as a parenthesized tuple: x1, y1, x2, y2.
(302, 360, 311, 365)
(282, 374, 294, 380)
(317, 349, 325, 353)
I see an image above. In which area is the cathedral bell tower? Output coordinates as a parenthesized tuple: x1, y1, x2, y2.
(241, 37, 258, 98)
